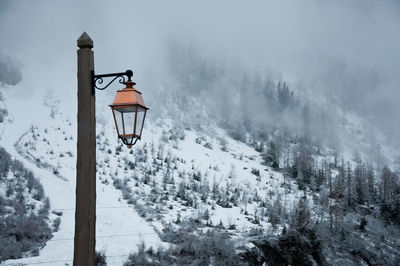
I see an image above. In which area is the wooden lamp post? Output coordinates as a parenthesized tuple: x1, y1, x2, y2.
(74, 32, 148, 266)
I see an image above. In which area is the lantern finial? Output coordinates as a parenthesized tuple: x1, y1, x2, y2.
(124, 81, 136, 88)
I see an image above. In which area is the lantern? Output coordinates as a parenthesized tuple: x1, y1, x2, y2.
(109, 81, 149, 148)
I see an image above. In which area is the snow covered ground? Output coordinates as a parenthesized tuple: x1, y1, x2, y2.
(0, 86, 165, 266)
(1, 69, 397, 265)
(0, 80, 306, 265)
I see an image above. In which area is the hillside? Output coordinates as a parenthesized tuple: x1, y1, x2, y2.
(1, 73, 400, 265)
(1, 1, 400, 262)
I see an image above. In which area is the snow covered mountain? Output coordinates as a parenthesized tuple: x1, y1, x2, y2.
(1, 1, 400, 265)
(1, 60, 400, 265)
(0, 80, 304, 264)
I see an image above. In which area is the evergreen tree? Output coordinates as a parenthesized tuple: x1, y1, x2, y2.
(290, 196, 311, 232)
(264, 140, 279, 169)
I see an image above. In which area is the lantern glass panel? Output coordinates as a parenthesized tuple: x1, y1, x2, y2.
(113, 109, 124, 136)
(135, 107, 146, 136)
(113, 107, 137, 136)
(123, 110, 135, 135)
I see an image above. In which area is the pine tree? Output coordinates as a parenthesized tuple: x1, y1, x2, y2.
(264, 140, 279, 169)
(290, 196, 311, 232)
(366, 164, 375, 204)
(346, 162, 353, 206)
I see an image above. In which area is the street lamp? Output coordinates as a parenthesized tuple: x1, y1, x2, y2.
(109, 80, 148, 148)
(93, 70, 149, 148)
(74, 32, 148, 266)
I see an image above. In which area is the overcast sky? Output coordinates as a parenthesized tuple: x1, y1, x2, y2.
(0, 0, 399, 142)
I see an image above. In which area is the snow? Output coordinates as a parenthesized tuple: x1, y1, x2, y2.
(0, 85, 165, 266)
(1, 62, 398, 265)
(1, 81, 305, 264)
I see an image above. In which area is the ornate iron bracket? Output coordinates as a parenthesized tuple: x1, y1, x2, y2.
(92, 69, 134, 94)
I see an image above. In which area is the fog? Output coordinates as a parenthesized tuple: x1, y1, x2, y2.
(0, 0, 399, 144)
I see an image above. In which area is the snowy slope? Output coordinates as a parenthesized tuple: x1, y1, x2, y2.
(0, 86, 165, 266)
(0, 78, 308, 265)
(1, 68, 398, 265)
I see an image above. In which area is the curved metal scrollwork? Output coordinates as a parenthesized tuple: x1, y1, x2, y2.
(94, 74, 126, 90)
(121, 137, 140, 148)
(92, 70, 133, 92)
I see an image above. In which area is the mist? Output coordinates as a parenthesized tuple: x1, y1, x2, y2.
(1, 0, 399, 144)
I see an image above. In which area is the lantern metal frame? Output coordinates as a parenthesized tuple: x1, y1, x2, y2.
(91, 69, 148, 148)
(110, 104, 148, 147)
